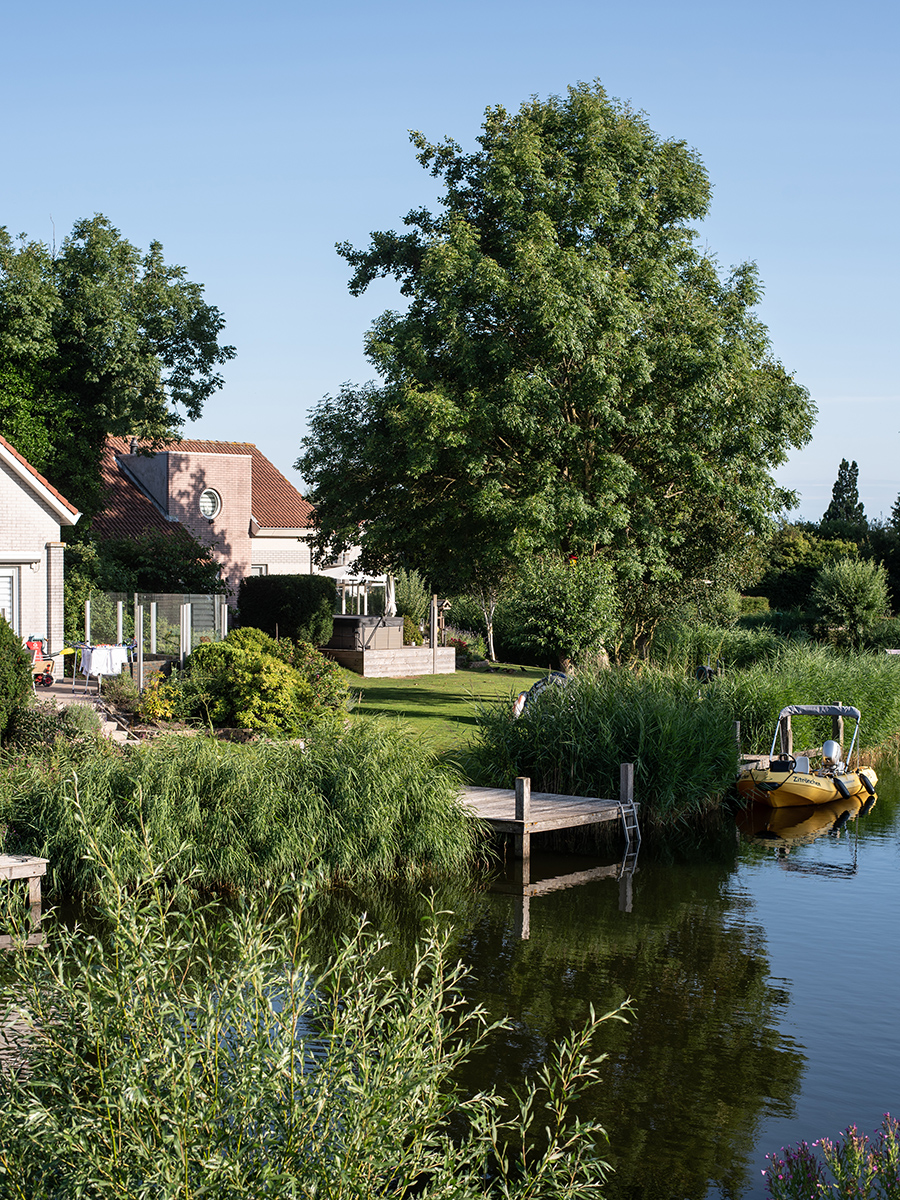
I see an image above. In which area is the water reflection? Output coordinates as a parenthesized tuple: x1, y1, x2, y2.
(307, 820, 805, 1200)
(300, 764, 899, 1200)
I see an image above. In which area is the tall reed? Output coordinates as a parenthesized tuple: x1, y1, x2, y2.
(0, 721, 482, 898)
(0, 840, 628, 1198)
(467, 668, 740, 826)
(711, 641, 900, 757)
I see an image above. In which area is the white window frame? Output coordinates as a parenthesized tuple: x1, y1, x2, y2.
(0, 568, 19, 634)
(199, 488, 222, 519)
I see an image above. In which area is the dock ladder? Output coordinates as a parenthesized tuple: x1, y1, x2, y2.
(618, 762, 641, 855)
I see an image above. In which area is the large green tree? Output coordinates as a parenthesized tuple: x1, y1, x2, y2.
(297, 83, 814, 652)
(0, 215, 235, 519)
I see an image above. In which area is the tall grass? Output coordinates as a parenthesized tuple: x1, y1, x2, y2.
(711, 641, 900, 758)
(650, 620, 786, 672)
(0, 841, 627, 1198)
(466, 669, 740, 826)
(0, 722, 482, 898)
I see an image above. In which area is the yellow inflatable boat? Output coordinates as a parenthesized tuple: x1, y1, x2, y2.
(736, 703, 877, 808)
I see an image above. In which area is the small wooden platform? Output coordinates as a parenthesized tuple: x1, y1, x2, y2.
(462, 786, 623, 833)
(0, 856, 48, 947)
(461, 764, 639, 860)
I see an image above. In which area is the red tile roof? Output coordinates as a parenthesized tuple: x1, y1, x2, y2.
(95, 436, 314, 540)
(0, 434, 80, 516)
(94, 438, 175, 540)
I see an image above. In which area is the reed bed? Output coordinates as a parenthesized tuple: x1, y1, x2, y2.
(650, 620, 786, 672)
(467, 669, 740, 826)
(0, 722, 482, 899)
(467, 642, 900, 825)
(711, 641, 900, 759)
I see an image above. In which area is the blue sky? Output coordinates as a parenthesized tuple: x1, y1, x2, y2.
(3, 0, 896, 521)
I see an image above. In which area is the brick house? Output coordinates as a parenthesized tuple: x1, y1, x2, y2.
(0, 434, 80, 651)
(96, 436, 339, 598)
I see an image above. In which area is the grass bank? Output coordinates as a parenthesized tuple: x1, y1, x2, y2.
(0, 724, 483, 899)
(344, 664, 545, 757)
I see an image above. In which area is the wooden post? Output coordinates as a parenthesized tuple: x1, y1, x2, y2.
(28, 876, 41, 930)
(832, 706, 844, 747)
(514, 776, 531, 862)
(431, 594, 438, 674)
(779, 714, 793, 756)
(136, 605, 144, 692)
(620, 762, 634, 806)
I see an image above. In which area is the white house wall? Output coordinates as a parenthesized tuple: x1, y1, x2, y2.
(0, 458, 65, 643)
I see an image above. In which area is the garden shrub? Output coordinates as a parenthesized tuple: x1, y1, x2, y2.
(5, 702, 102, 755)
(0, 616, 32, 742)
(153, 629, 349, 736)
(393, 567, 431, 622)
(402, 614, 423, 645)
(100, 670, 141, 712)
(236, 574, 336, 645)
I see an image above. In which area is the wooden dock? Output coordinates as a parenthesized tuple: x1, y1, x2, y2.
(0, 855, 48, 948)
(461, 763, 639, 860)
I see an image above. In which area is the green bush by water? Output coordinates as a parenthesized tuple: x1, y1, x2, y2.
(0, 615, 31, 742)
(0, 723, 480, 898)
(468, 668, 740, 826)
(0, 843, 627, 1199)
(710, 641, 900, 757)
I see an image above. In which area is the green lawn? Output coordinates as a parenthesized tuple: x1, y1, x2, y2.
(342, 663, 547, 759)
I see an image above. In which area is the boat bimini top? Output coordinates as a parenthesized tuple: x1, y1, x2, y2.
(769, 704, 862, 770)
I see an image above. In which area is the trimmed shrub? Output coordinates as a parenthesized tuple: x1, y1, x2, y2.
(236, 574, 336, 645)
(0, 617, 32, 743)
(153, 629, 349, 736)
(403, 614, 424, 646)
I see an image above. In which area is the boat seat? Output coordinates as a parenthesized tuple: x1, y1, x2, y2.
(793, 756, 810, 773)
(769, 757, 794, 772)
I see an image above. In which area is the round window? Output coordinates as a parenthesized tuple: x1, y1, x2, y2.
(199, 488, 222, 519)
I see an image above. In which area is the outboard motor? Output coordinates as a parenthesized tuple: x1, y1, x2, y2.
(822, 739, 845, 772)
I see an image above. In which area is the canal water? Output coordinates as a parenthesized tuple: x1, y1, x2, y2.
(309, 764, 900, 1200)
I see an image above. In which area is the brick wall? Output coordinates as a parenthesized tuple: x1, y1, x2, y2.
(166, 452, 253, 597)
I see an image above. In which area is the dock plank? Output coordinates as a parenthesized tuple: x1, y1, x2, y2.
(461, 785, 626, 834)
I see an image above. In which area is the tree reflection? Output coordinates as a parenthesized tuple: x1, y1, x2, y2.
(306, 839, 804, 1200)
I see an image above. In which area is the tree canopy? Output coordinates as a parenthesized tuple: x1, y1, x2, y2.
(297, 83, 815, 648)
(0, 215, 235, 519)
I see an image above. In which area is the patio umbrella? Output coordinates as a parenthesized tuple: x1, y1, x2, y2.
(385, 575, 397, 616)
